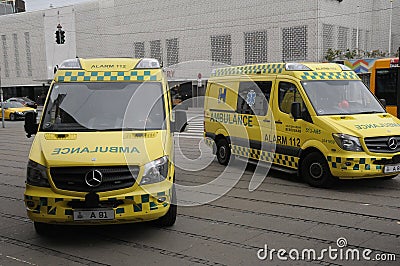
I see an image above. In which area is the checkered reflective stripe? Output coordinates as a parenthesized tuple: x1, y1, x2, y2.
(24, 196, 65, 215)
(300, 71, 359, 80)
(327, 156, 385, 171)
(25, 190, 169, 217)
(55, 70, 162, 82)
(212, 63, 285, 77)
(211, 63, 360, 81)
(230, 144, 298, 169)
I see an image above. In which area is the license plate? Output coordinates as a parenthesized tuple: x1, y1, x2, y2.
(73, 209, 115, 221)
(383, 164, 400, 174)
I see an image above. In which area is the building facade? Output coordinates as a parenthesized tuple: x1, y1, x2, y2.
(0, 2, 14, 15)
(0, 0, 399, 100)
(0, 0, 25, 16)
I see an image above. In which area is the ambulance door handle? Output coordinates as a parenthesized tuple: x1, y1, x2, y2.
(275, 120, 283, 124)
(263, 119, 271, 122)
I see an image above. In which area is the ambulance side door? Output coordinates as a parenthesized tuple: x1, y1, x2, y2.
(272, 80, 312, 167)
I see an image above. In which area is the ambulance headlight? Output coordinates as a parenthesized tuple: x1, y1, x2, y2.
(333, 134, 364, 152)
(140, 156, 169, 185)
(26, 160, 50, 187)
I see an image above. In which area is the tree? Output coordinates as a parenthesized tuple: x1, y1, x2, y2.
(343, 49, 357, 59)
(324, 48, 341, 62)
(324, 48, 393, 62)
(369, 49, 387, 58)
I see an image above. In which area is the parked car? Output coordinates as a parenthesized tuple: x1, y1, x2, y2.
(0, 102, 37, 121)
(6, 97, 38, 109)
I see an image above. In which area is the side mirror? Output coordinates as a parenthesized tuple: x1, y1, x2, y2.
(291, 102, 302, 121)
(379, 98, 387, 109)
(173, 109, 187, 133)
(24, 112, 38, 138)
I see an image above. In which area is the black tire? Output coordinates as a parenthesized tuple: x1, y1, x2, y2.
(216, 138, 231, 165)
(9, 113, 15, 121)
(34, 222, 51, 236)
(380, 174, 398, 180)
(301, 152, 336, 188)
(153, 187, 177, 227)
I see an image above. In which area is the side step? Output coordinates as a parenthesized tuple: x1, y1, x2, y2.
(234, 156, 298, 175)
(270, 164, 297, 175)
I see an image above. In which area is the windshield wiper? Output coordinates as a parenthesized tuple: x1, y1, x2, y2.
(44, 122, 90, 131)
(84, 127, 146, 132)
(356, 111, 384, 114)
(112, 127, 160, 131)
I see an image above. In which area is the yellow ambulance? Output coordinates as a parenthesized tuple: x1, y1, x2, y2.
(204, 62, 400, 188)
(24, 58, 187, 234)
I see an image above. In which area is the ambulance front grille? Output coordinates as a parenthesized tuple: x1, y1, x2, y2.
(364, 136, 400, 153)
(50, 166, 139, 192)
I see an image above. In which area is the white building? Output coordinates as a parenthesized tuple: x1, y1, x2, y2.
(0, 0, 399, 102)
(0, 2, 14, 15)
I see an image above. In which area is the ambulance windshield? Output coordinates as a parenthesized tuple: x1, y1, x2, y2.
(41, 82, 166, 131)
(302, 80, 385, 116)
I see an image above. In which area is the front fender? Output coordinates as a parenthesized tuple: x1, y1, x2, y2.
(301, 139, 330, 156)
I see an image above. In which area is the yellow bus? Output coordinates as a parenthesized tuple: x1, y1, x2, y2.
(369, 58, 399, 117)
(345, 58, 399, 117)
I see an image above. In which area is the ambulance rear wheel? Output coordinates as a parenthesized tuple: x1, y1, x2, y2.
(216, 138, 231, 165)
(301, 152, 336, 188)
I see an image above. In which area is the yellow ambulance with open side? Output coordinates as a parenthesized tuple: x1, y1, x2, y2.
(204, 62, 400, 187)
(23, 58, 187, 234)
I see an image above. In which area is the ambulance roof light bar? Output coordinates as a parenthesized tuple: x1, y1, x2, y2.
(338, 64, 352, 71)
(285, 63, 311, 71)
(136, 58, 160, 69)
(59, 58, 82, 69)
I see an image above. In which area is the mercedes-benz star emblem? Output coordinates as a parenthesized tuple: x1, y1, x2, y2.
(387, 137, 398, 150)
(85, 170, 103, 187)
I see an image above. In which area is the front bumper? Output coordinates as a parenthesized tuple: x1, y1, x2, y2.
(327, 155, 400, 179)
(24, 185, 172, 224)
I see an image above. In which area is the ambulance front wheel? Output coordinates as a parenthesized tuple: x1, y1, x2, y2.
(153, 186, 177, 227)
(216, 138, 231, 165)
(380, 174, 398, 180)
(301, 152, 336, 188)
(34, 222, 53, 236)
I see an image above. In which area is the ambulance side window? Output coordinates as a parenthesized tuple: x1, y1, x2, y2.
(237, 81, 272, 116)
(278, 82, 309, 120)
